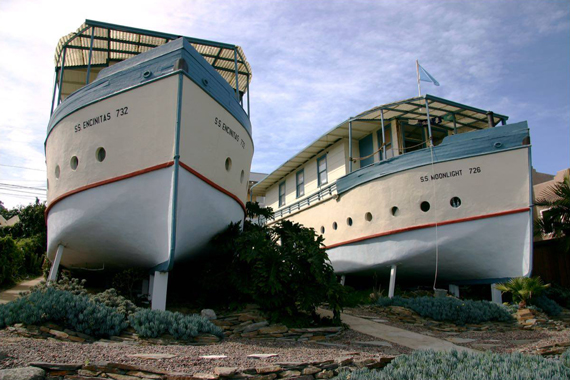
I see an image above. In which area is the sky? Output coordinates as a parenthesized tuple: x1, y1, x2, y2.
(0, 0, 568, 209)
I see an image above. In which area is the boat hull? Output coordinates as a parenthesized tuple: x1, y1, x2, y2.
(46, 39, 253, 270)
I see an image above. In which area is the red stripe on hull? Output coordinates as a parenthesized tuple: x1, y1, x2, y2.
(325, 207, 530, 249)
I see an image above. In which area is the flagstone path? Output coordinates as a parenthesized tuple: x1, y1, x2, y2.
(0, 277, 43, 304)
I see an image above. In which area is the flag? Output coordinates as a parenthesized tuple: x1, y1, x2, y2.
(418, 64, 440, 86)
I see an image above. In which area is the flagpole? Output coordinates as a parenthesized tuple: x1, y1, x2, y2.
(416, 60, 421, 97)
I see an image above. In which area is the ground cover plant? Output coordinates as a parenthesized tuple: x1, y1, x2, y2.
(129, 309, 223, 339)
(377, 296, 512, 325)
(334, 349, 570, 380)
(0, 287, 128, 337)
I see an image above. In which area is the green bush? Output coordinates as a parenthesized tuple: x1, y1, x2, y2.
(544, 284, 570, 309)
(128, 309, 223, 340)
(533, 295, 562, 316)
(377, 296, 512, 325)
(0, 288, 127, 337)
(16, 236, 45, 276)
(23, 272, 88, 296)
(214, 217, 346, 323)
(0, 236, 24, 286)
(334, 350, 570, 380)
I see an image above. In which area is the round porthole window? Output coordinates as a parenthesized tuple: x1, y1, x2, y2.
(225, 157, 232, 171)
(450, 197, 462, 208)
(96, 147, 106, 162)
(421, 201, 430, 212)
(70, 156, 78, 170)
(333, 222, 338, 230)
(347, 217, 353, 226)
(365, 212, 373, 222)
(320, 226, 325, 234)
(240, 170, 245, 183)
(55, 165, 60, 179)
(391, 206, 399, 216)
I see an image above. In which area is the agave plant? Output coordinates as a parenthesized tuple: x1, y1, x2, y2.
(534, 173, 570, 252)
(495, 276, 550, 308)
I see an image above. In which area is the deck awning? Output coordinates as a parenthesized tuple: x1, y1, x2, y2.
(54, 20, 252, 93)
(251, 94, 509, 195)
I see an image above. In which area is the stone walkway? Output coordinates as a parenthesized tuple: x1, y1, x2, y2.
(318, 308, 475, 352)
(0, 277, 43, 304)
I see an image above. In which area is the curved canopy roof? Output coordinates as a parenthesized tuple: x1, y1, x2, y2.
(251, 94, 509, 195)
(54, 20, 252, 92)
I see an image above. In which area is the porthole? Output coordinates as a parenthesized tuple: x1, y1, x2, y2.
(320, 226, 325, 234)
(450, 197, 462, 208)
(96, 147, 106, 162)
(240, 170, 245, 183)
(70, 156, 78, 170)
(333, 222, 338, 230)
(391, 206, 399, 216)
(55, 165, 60, 179)
(347, 217, 353, 226)
(420, 201, 430, 212)
(365, 212, 373, 222)
(225, 157, 232, 171)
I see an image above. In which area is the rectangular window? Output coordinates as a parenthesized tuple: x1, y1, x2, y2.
(296, 170, 305, 198)
(279, 181, 286, 207)
(317, 155, 328, 187)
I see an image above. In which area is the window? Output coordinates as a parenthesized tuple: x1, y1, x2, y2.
(96, 147, 106, 162)
(420, 201, 430, 212)
(279, 181, 286, 207)
(296, 169, 305, 198)
(317, 155, 328, 186)
(450, 197, 461, 208)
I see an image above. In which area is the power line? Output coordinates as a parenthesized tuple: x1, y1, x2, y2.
(0, 164, 45, 172)
(0, 183, 47, 191)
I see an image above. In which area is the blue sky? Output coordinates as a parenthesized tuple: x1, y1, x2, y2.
(0, 0, 568, 208)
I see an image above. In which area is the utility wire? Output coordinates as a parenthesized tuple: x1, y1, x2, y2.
(0, 164, 45, 172)
(0, 183, 46, 191)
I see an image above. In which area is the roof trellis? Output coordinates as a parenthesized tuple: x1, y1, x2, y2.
(54, 20, 252, 92)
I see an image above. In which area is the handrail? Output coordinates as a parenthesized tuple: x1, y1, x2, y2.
(260, 183, 337, 224)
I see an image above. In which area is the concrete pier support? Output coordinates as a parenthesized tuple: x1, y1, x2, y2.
(449, 284, 460, 298)
(388, 265, 397, 299)
(149, 273, 155, 299)
(151, 271, 169, 311)
(47, 245, 64, 282)
(340, 275, 346, 286)
(491, 283, 502, 304)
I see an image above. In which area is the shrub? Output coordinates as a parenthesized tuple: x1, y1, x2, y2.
(377, 296, 512, 325)
(0, 288, 127, 337)
(92, 288, 139, 317)
(0, 236, 24, 286)
(128, 309, 223, 340)
(23, 272, 87, 296)
(16, 236, 45, 276)
(334, 349, 570, 380)
(544, 284, 570, 309)
(533, 295, 562, 317)
(214, 218, 346, 323)
(495, 276, 550, 308)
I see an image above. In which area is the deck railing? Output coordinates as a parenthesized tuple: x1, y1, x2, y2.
(259, 183, 337, 225)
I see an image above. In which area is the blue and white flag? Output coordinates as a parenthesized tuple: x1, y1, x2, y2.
(418, 64, 440, 86)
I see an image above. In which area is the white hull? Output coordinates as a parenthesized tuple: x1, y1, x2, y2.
(329, 210, 531, 282)
(47, 165, 243, 269)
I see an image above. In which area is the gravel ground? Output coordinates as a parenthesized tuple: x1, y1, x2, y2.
(0, 329, 406, 374)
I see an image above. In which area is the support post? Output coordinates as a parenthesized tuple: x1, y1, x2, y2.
(449, 284, 460, 298)
(380, 109, 386, 161)
(57, 47, 67, 105)
(424, 98, 433, 146)
(388, 264, 397, 299)
(86, 27, 95, 85)
(340, 275, 346, 286)
(486, 111, 495, 128)
(149, 273, 155, 299)
(151, 271, 169, 311)
(233, 49, 240, 101)
(47, 245, 64, 282)
(452, 113, 458, 134)
(348, 120, 353, 173)
(491, 283, 502, 304)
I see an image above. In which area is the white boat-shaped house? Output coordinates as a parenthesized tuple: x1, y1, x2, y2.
(251, 96, 532, 299)
(45, 20, 254, 309)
